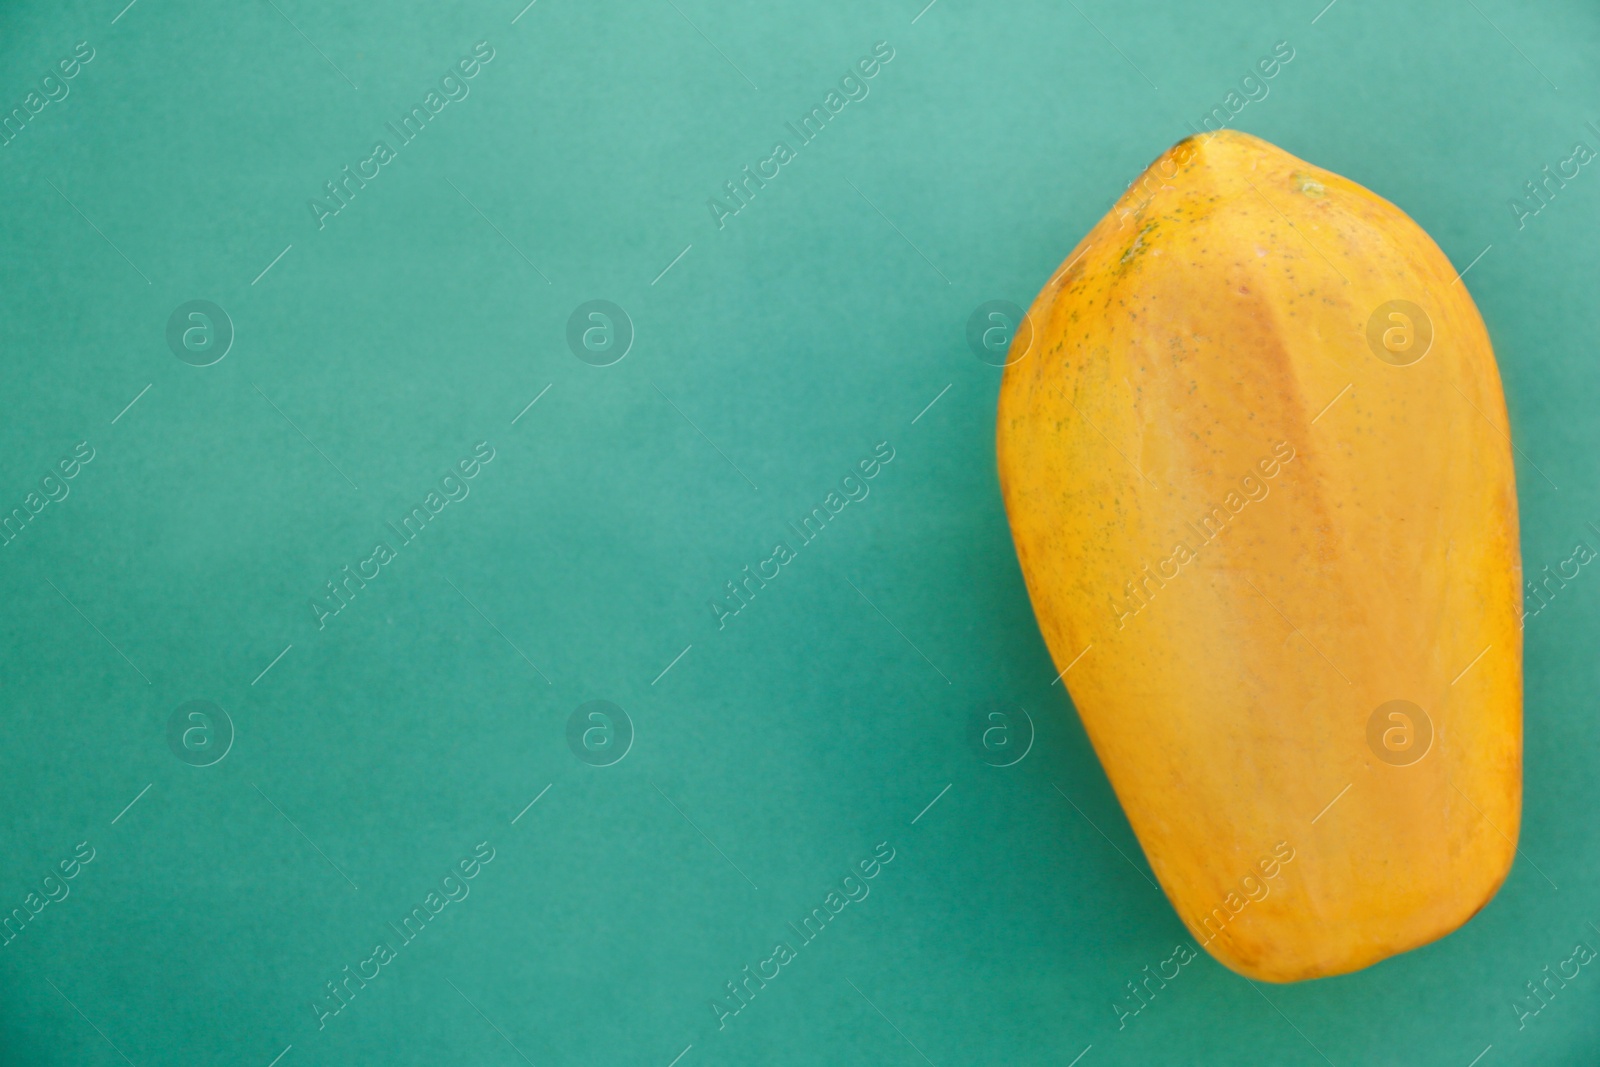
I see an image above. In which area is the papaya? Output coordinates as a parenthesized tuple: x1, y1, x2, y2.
(996, 130, 1522, 982)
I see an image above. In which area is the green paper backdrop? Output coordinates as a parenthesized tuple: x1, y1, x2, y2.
(0, 0, 1595, 1063)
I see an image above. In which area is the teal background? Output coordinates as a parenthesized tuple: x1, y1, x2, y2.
(0, 0, 1595, 1064)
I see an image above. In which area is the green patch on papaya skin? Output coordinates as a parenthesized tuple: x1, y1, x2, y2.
(1121, 221, 1158, 265)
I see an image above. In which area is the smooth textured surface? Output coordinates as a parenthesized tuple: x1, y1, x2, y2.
(0, 1, 1595, 1064)
(997, 130, 1522, 983)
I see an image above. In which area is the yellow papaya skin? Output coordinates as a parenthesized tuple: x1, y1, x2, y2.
(997, 130, 1522, 983)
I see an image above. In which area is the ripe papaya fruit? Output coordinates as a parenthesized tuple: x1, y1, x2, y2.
(997, 130, 1522, 982)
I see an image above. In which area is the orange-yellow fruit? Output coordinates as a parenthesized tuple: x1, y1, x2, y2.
(997, 130, 1522, 982)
